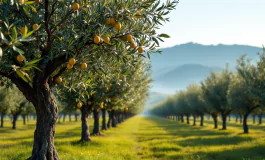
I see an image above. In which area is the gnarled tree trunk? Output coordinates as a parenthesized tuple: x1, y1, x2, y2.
(27, 84, 59, 160)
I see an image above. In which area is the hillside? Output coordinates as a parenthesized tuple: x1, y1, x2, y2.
(149, 43, 262, 94)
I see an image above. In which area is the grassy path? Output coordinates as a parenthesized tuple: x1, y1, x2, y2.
(0, 116, 265, 160)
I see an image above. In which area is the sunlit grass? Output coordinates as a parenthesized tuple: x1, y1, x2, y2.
(0, 116, 265, 160)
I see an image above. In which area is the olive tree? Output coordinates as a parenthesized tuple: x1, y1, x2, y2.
(0, 0, 177, 158)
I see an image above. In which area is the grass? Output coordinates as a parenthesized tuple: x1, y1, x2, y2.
(0, 116, 265, 160)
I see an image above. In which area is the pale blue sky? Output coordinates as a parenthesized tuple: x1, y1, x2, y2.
(159, 0, 265, 48)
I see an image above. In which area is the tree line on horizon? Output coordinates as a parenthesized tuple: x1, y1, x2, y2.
(150, 50, 265, 134)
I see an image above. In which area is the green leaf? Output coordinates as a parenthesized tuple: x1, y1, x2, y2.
(16, 70, 29, 83)
(22, 25, 28, 38)
(12, 46, 25, 55)
(0, 47, 2, 57)
(25, 1, 35, 5)
(159, 34, 170, 38)
(11, 26, 17, 40)
(147, 53, 151, 60)
(29, 5, 37, 13)
(27, 58, 42, 65)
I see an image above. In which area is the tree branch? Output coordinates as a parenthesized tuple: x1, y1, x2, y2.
(9, 73, 37, 105)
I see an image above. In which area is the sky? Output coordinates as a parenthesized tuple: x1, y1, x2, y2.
(158, 0, 265, 48)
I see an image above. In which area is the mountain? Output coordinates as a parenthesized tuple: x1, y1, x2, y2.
(156, 64, 223, 86)
(150, 42, 262, 78)
(149, 43, 263, 94)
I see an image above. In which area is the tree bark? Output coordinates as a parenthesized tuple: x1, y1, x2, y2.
(92, 109, 101, 135)
(0, 112, 4, 128)
(243, 113, 249, 134)
(200, 114, 204, 126)
(101, 109, 107, 130)
(23, 115, 26, 125)
(80, 106, 91, 142)
(107, 111, 111, 128)
(27, 85, 59, 160)
(221, 112, 227, 130)
(211, 114, 218, 129)
(258, 114, 262, 125)
(12, 113, 19, 129)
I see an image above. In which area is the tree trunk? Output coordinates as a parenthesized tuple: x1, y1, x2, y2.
(243, 113, 249, 134)
(221, 113, 227, 130)
(239, 114, 243, 123)
(211, 114, 218, 129)
(63, 114, 65, 122)
(92, 109, 101, 135)
(258, 114, 262, 125)
(80, 106, 91, 142)
(252, 115, 256, 124)
(236, 115, 238, 123)
(181, 114, 184, 123)
(68, 113, 71, 122)
(186, 115, 190, 124)
(101, 109, 107, 130)
(58, 114, 61, 123)
(23, 115, 26, 125)
(27, 84, 59, 160)
(111, 110, 117, 127)
(107, 111, 111, 128)
(200, 114, 204, 126)
(228, 115, 231, 121)
(75, 113, 78, 122)
(193, 114, 196, 126)
(12, 114, 19, 129)
(0, 112, 4, 128)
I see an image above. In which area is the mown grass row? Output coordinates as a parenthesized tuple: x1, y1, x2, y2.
(0, 116, 265, 160)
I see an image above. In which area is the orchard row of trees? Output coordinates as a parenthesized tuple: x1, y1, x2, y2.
(150, 52, 265, 134)
(0, 0, 178, 159)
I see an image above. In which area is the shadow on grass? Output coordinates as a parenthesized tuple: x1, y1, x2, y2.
(138, 116, 263, 160)
(177, 136, 254, 147)
(168, 144, 265, 160)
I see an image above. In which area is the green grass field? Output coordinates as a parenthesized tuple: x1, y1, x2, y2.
(0, 116, 265, 160)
